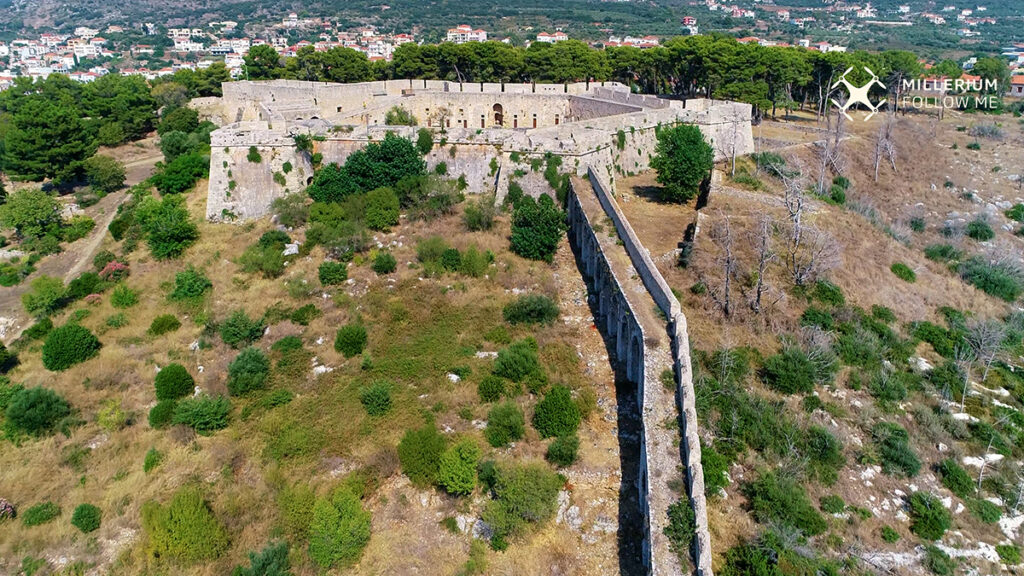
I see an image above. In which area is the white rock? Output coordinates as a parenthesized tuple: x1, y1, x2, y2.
(446, 373, 462, 383)
(282, 242, 300, 256)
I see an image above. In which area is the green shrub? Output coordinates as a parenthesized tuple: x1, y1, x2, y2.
(5, 387, 70, 435)
(289, 304, 320, 326)
(701, 441, 731, 496)
(463, 197, 495, 231)
(890, 262, 916, 282)
(227, 348, 270, 396)
(880, 525, 900, 543)
(478, 375, 506, 402)
(233, 541, 291, 576)
(110, 284, 139, 308)
(532, 385, 581, 438)
(966, 218, 995, 241)
(923, 545, 955, 575)
(820, 494, 845, 514)
(137, 195, 199, 258)
(398, 424, 447, 487)
(169, 266, 212, 301)
(148, 400, 177, 429)
(545, 434, 579, 467)
(334, 324, 367, 358)
(959, 257, 1024, 302)
(868, 371, 909, 404)
(968, 498, 1001, 523)
(238, 242, 285, 279)
(71, 503, 101, 533)
(510, 194, 565, 263)
(23, 317, 53, 341)
(812, 280, 845, 307)
(365, 187, 400, 231)
(937, 458, 974, 498)
(1005, 204, 1024, 222)
(503, 294, 559, 325)
(148, 314, 181, 336)
(308, 488, 371, 569)
(172, 396, 231, 434)
(155, 364, 195, 400)
(41, 324, 101, 371)
(144, 447, 163, 473)
(664, 499, 696, 563)
(800, 306, 834, 330)
(318, 261, 348, 286)
(220, 310, 265, 349)
(924, 243, 963, 263)
(871, 305, 897, 323)
(485, 401, 525, 447)
(65, 271, 103, 301)
(416, 235, 449, 263)
(440, 248, 462, 271)
(372, 252, 397, 274)
(493, 338, 542, 382)
(743, 471, 826, 536)
(909, 491, 951, 540)
(359, 382, 392, 416)
(21, 275, 65, 317)
(761, 346, 835, 394)
(438, 438, 481, 495)
(482, 462, 562, 542)
(997, 544, 1022, 565)
(873, 422, 921, 477)
(142, 486, 229, 564)
(21, 502, 60, 526)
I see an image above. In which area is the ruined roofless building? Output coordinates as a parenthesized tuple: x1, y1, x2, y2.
(203, 79, 754, 221)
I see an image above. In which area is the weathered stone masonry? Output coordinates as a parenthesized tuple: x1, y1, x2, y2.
(569, 168, 713, 576)
(204, 79, 753, 221)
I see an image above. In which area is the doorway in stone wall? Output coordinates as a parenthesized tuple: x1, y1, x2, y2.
(492, 103, 503, 127)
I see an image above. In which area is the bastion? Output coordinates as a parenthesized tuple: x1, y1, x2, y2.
(205, 79, 754, 221)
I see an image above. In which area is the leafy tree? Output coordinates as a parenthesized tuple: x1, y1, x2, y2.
(372, 252, 397, 274)
(158, 106, 199, 135)
(510, 194, 565, 262)
(244, 45, 284, 80)
(136, 195, 199, 259)
(398, 424, 447, 487)
(384, 106, 417, 126)
(532, 385, 581, 438)
(308, 134, 425, 202)
(153, 153, 208, 195)
(416, 128, 433, 155)
(4, 386, 71, 435)
(83, 155, 126, 193)
(485, 401, 525, 447)
(482, 462, 563, 543)
(365, 187, 400, 230)
(284, 46, 373, 83)
(358, 382, 392, 416)
(0, 188, 61, 239)
(154, 363, 195, 400)
(142, 486, 229, 564)
(438, 438, 481, 495)
(226, 347, 270, 395)
(4, 98, 94, 181)
(42, 324, 101, 371)
(308, 488, 372, 569)
(651, 124, 714, 203)
(743, 471, 827, 536)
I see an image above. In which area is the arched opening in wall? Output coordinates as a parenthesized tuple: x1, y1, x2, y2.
(628, 333, 643, 383)
(306, 176, 314, 185)
(492, 103, 504, 127)
(310, 116, 319, 120)
(513, 114, 518, 129)
(481, 115, 485, 129)
(555, 114, 560, 125)
(532, 114, 537, 128)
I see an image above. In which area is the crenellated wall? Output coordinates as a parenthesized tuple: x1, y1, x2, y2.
(206, 80, 753, 223)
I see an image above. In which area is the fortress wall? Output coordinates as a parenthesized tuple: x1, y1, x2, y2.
(207, 144, 314, 222)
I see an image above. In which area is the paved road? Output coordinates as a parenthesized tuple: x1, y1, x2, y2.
(0, 153, 163, 343)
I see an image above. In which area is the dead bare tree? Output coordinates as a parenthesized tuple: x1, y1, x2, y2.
(748, 214, 777, 314)
(1014, 465, 1024, 515)
(709, 215, 737, 317)
(789, 226, 842, 287)
(966, 318, 1006, 383)
(953, 343, 976, 414)
(872, 112, 898, 182)
(814, 110, 847, 196)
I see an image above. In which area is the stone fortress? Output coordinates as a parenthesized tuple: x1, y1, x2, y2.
(203, 79, 754, 221)
(203, 79, 755, 576)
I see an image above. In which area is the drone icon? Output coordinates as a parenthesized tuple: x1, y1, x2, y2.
(831, 66, 888, 121)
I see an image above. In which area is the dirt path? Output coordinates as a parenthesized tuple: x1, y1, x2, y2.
(0, 153, 162, 342)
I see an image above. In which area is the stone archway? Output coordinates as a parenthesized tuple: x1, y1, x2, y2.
(492, 103, 504, 127)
